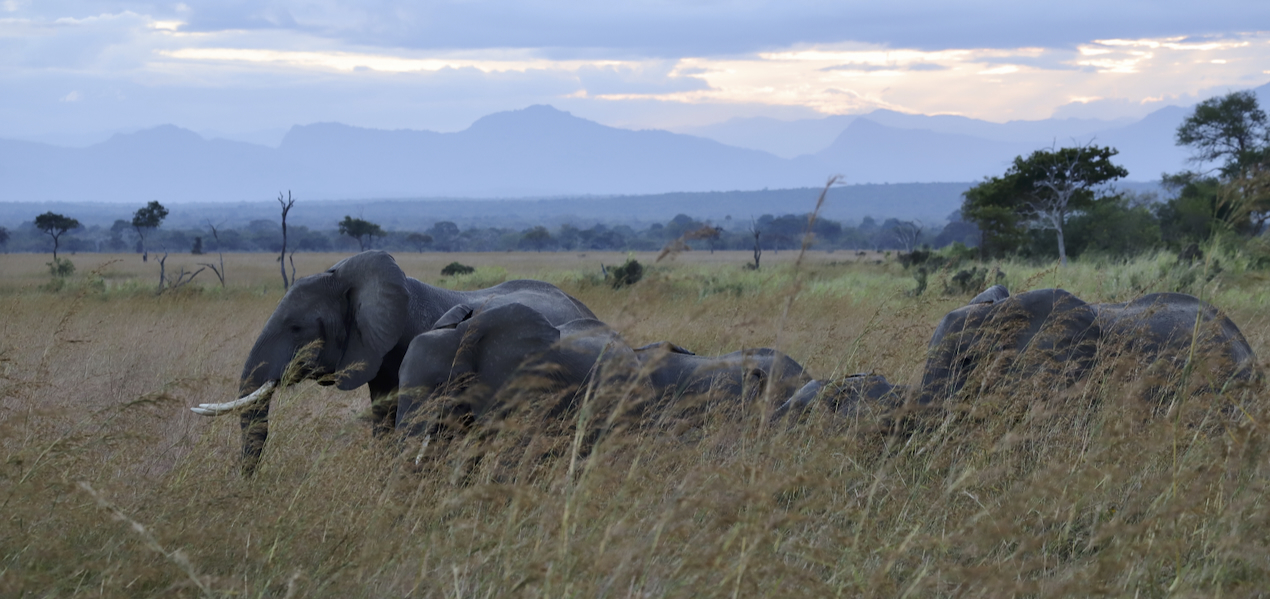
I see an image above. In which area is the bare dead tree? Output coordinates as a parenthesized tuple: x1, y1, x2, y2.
(157, 251, 166, 291)
(278, 191, 295, 290)
(156, 251, 205, 294)
(198, 221, 226, 288)
(749, 217, 762, 270)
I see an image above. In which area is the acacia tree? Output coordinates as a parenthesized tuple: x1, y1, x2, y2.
(406, 232, 433, 252)
(962, 144, 1127, 265)
(338, 216, 384, 251)
(1018, 145, 1128, 266)
(1177, 90, 1269, 177)
(520, 226, 552, 252)
(132, 201, 168, 262)
(34, 212, 80, 260)
(1174, 90, 1270, 236)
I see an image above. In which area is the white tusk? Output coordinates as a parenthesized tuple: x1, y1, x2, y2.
(190, 381, 277, 417)
(415, 434, 431, 466)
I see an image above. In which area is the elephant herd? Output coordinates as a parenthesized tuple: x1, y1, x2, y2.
(191, 251, 1261, 473)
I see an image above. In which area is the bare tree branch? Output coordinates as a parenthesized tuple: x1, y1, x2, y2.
(278, 191, 296, 290)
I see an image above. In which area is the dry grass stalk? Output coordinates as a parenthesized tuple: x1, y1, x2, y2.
(0, 244, 1266, 597)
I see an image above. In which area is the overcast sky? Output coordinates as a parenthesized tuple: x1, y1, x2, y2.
(3, 1, 1269, 145)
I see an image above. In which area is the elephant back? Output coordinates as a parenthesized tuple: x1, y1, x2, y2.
(1093, 292, 1258, 385)
(919, 288, 1099, 403)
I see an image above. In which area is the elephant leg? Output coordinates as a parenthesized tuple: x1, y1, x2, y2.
(370, 394, 398, 438)
(367, 375, 401, 438)
(239, 403, 269, 476)
(395, 389, 431, 438)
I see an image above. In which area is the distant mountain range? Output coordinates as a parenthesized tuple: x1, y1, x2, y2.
(1, 82, 1265, 208)
(679, 82, 1270, 182)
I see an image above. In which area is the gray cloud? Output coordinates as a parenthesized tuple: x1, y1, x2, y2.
(7, 1, 1270, 56)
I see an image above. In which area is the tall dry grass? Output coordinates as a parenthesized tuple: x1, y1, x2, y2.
(1, 247, 1267, 597)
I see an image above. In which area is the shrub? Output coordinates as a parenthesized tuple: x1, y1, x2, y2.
(608, 258, 643, 289)
(440, 262, 475, 276)
(46, 257, 75, 278)
(944, 265, 1005, 295)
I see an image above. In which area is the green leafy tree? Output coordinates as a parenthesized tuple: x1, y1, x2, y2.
(131, 201, 169, 262)
(962, 145, 1127, 264)
(1062, 192, 1162, 259)
(0, 226, 9, 253)
(406, 232, 433, 252)
(1172, 90, 1270, 236)
(1176, 90, 1268, 177)
(338, 216, 384, 251)
(961, 172, 1032, 259)
(520, 225, 553, 252)
(34, 212, 81, 260)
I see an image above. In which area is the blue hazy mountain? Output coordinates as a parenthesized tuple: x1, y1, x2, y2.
(815, 119, 1037, 183)
(808, 108, 1194, 183)
(676, 114, 860, 159)
(3, 83, 1266, 204)
(683, 81, 1269, 181)
(1, 106, 831, 203)
(680, 111, 1130, 158)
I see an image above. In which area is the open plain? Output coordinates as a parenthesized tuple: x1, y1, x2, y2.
(1, 249, 1268, 597)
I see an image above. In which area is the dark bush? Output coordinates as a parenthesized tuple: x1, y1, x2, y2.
(609, 259, 643, 289)
(441, 262, 475, 276)
(47, 257, 75, 278)
(944, 266, 1005, 296)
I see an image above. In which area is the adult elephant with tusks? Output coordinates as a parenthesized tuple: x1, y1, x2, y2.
(190, 250, 596, 475)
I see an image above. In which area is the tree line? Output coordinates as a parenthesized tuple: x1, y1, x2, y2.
(3, 206, 973, 257)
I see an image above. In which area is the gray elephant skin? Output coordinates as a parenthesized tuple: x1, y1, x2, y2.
(634, 341, 810, 414)
(397, 319, 812, 456)
(395, 302, 640, 441)
(190, 250, 595, 474)
(782, 285, 1257, 420)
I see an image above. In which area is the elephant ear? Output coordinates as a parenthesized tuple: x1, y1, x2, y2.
(433, 304, 474, 329)
(468, 304, 561, 394)
(331, 251, 410, 390)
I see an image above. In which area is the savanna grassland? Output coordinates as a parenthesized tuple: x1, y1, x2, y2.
(2, 247, 1268, 597)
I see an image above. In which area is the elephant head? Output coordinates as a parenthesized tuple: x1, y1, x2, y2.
(192, 251, 412, 472)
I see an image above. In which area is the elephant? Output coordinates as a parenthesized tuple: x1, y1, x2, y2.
(774, 373, 906, 421)
(394, 302, 641, 445)
(633, 341, 811, 412)
(915, 287, 1101, 405)
(778, 285, 1257, 422)
(1091, 292, 1257, 389)
(189, 250, 596, 474)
